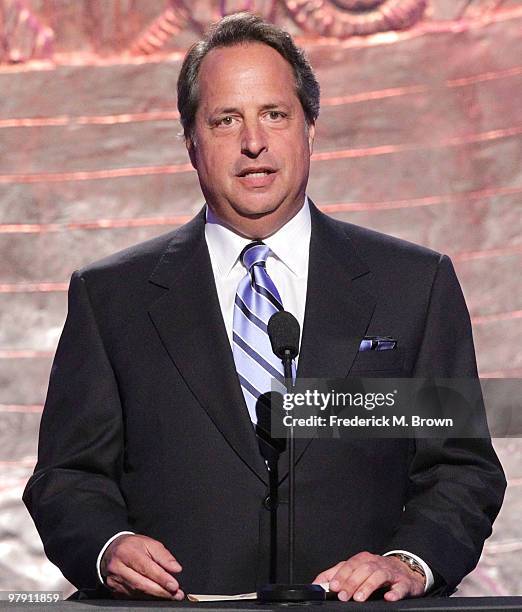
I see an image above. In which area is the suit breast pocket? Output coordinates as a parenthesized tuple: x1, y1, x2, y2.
(350, 348, 404, 374)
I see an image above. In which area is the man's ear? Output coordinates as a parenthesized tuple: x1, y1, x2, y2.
(186, 136, 198, 170)
(307, 121, 316, 155)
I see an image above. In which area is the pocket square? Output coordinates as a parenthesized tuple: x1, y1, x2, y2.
(359, 336, 397, 352)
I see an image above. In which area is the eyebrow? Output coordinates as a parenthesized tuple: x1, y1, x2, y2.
(209, 102, 291, 116)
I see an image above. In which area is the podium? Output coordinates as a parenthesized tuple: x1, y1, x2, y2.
(9, 596, 521, 611)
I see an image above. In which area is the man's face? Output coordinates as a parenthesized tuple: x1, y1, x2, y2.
(187, 42, 315, 238)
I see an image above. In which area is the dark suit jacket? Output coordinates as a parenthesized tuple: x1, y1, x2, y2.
(23, 203, 506, 597)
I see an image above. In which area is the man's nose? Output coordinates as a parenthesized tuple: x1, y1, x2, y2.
(240, 120, 268, 158)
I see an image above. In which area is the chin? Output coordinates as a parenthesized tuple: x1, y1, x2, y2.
(234, 202, 281, 219)
(246, 189, 289, 208)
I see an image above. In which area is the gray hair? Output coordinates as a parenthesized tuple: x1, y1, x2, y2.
(177, 12, 320, 142)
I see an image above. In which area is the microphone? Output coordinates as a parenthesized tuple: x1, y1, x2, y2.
(267, 311, 300, 361)
(255, 393, 287, 463)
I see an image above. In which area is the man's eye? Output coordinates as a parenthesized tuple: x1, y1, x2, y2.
(217, 116, 234, 126)
(267, 111, 285, 120)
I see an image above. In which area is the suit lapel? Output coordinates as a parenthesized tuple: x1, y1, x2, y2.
(148, 210, 267, 483)
(279, 203, 377, 481)
(298, 202, 376, 379)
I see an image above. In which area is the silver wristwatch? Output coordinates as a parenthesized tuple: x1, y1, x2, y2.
(388, 553, 426, 581)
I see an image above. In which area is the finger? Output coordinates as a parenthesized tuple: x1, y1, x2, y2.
(334, 564, 386, 602)
(173, 589, 185, 601)
(122, 549, 181, 594)
(384, 581, 410, 602)
(107, 573, 170, 601)
(312, 562, 344, 585)
(351, 568, 393, 602)
(114, 564, 177, 599)
(328, 551, 376, 592)
(328, 561, 358, 593)
(106, 575, 134, 598)
(146, 541, 182, 573)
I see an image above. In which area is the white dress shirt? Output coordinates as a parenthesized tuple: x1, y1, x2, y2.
(205, 197, 311, 348)
(97, 197, 433, 592)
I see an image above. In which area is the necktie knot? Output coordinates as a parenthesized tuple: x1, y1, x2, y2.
(241, 241, 270, 272)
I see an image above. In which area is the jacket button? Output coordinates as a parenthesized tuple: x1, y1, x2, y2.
(263, 495, 272, 510)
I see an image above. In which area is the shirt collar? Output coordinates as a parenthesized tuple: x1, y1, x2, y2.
(205, 197, 311, 278)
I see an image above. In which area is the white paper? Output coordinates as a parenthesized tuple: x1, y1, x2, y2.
(187, 583, 329, 602)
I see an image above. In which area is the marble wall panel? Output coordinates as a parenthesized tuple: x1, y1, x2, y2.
(455, 256, 522, 319)
(0, 357, 52, 404)
(0, 411, 40, 461)
(306, 16, 522, 98)
(0, 292, 66, 350)
(494, 440, 522, 480)
(307, 139, 521, 211)
(1, 121, 187, 174)
(473, 318, 522, 374)
(1, 226, 182, 282)
(0, 60, 181, 118)
(330, 196, 522, 256)
(316, 75, 522, 150)
(0, 476, 74, 595)
(0, 174, 203, 224)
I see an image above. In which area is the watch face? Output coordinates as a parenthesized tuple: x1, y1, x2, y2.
(409, 561, 425, 575)
(392, 554, 425, 576)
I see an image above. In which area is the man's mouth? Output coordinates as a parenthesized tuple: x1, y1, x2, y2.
(237, 167, 276, 177)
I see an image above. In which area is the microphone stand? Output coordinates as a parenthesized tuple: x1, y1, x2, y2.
(267, 457, 278, 584)
(255, 393, 285, 585)
(257, 350, 325, 603)
(281, 349, 295, 584)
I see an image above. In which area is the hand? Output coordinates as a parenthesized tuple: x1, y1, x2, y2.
(313, 551, 425, 602)
(101, 534, 184, 600)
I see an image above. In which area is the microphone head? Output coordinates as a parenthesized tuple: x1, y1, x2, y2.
(267, 311, 300, 359)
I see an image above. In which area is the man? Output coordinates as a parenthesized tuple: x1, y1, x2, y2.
(24, 13, 506, 603)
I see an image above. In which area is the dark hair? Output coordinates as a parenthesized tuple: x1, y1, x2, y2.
(177, 12, 320, 141)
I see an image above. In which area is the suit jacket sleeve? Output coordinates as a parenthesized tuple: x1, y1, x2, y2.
(383, 254, 506, 594)
(23, 271, 133, 589)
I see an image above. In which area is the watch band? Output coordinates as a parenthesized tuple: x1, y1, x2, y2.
(388, 553, 426, 580)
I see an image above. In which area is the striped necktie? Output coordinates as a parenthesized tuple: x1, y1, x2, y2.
(233, 242, 286, 423)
